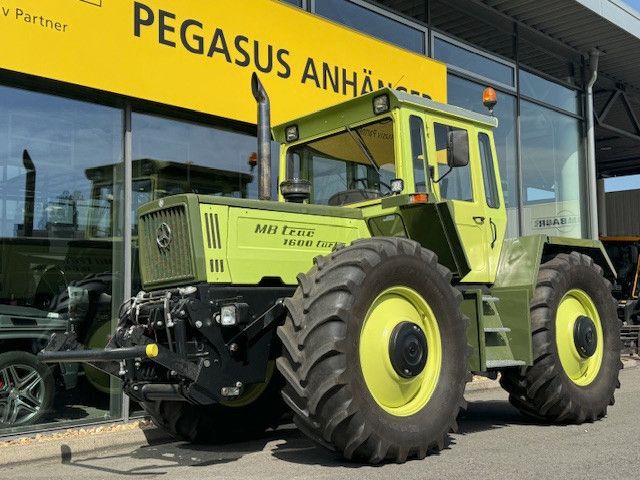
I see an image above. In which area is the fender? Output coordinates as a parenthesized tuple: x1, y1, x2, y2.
(493, 235, 616, 294)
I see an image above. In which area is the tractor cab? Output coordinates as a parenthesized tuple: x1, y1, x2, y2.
(274, 88, 507, 283)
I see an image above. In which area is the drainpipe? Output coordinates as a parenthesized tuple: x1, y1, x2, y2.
(586, 49, 600, 239)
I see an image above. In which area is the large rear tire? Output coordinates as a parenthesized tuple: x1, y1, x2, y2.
(277, 238, 468, 464)
(500, 252, 622, 423)
(142, 363, 286, 443)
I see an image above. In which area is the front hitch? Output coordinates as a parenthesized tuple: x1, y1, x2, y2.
(37, 331, 199, 381)
(38, 331, 121, 377)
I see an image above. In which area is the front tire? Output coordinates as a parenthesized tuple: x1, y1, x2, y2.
(142, 363, 286, 443)
(277, 238, 468, 464)
(501, 252, 622, 423)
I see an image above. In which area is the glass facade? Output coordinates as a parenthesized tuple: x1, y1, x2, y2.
(433, 37, 514, 87)
(520, 101, 586, 237)
(0, 0, 591, 437)
(132, 113, 276, 202)
(428, 0, 515, 61)
(315, 0, 425, 53)
(0, 86, 124, 434)
(520, 69, 581, 115)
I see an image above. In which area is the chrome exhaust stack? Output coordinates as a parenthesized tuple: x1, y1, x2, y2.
(251, 73, 272, 201)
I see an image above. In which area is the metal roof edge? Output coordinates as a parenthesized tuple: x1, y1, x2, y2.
(575, 0, 640, 40)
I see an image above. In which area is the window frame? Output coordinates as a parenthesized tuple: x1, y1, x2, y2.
(409, 114, 428, 193)
(431, 32, 516, 93)
(478, 132, 501, 209)
(284, 116, 398, 205)
(430, 120, 474, 203)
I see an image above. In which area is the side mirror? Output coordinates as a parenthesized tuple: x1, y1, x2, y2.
(447, 129, 469, 167)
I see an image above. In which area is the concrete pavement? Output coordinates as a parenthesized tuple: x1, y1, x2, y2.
(3, 361, 640, 479)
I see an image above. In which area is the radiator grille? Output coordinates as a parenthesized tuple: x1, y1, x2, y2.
(139, 204, 195, 285)
(204, 212, 222, 250)
(200, 205, 230, 282)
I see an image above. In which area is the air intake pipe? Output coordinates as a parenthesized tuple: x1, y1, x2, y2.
(251, 73, 272, 201)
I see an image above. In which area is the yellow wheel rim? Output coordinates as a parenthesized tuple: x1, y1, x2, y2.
(556, 289, 604, 386)
(220, 361, 274, 408)
(83, 321, 112, 394)
(359, 286, 442, 417)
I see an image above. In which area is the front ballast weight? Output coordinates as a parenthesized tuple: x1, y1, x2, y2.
(38, 284, 291, 405)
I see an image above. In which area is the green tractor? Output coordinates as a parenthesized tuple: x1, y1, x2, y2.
(39, 74, 622, 463)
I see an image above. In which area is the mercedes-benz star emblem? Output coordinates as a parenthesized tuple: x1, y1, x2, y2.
(156, 222, 172, 249)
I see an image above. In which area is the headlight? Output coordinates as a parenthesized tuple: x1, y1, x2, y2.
(220, 305, 237, 326)
(218, 303, 250, 327)
(373, 94, 390, 115)
(285, 125, 299, 142)
(390, 178, 404, 194)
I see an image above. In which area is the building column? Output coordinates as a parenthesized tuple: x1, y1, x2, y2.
(597, 178, 607, 236)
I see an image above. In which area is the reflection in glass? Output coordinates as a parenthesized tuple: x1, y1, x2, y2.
(434, 37, 514, 86)
(315, 0, 425, 53)
(520, 69, 580, 115)
(132, 114, 272, 199)
(518, 35, 579, 89)
(0, 85, 124, 434)
(520, 100, 586, 238)
(429, 0, 515, 60)
(131, 113, 271, 290)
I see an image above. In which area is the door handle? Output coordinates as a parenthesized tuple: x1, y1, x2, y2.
(490, 218, 497, 249)
(473, 216, 485, 224)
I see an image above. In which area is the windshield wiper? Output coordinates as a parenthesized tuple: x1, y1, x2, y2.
(346, 126, 380, 174)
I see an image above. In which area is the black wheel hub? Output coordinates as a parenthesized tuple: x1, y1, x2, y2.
(389, 322, 428, 378)
(573, 315, 598, 358)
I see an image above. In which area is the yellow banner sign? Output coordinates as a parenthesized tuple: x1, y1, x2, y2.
(0, 0, 447, 125)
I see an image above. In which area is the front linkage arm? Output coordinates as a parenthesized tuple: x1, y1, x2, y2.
(37, 285, 288, 405)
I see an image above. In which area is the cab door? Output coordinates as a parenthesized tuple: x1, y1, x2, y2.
(428, 120, 492, 283)
(477, 131, 506, 280)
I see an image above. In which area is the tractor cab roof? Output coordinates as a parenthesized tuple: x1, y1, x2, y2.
(273, 88, 498, 143)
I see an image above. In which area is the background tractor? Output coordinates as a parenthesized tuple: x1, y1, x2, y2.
(600, 235, 640, 324)
(39, 74, 622, 463)
(601, 235, 640, 354)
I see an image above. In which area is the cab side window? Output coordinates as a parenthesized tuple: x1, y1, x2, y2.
(409, 116, 427, 193)
(434, 123, 472, 202)
(478, 132, 500, 209)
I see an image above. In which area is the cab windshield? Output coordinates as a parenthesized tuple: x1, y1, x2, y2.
(287, 118, 395, 205)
